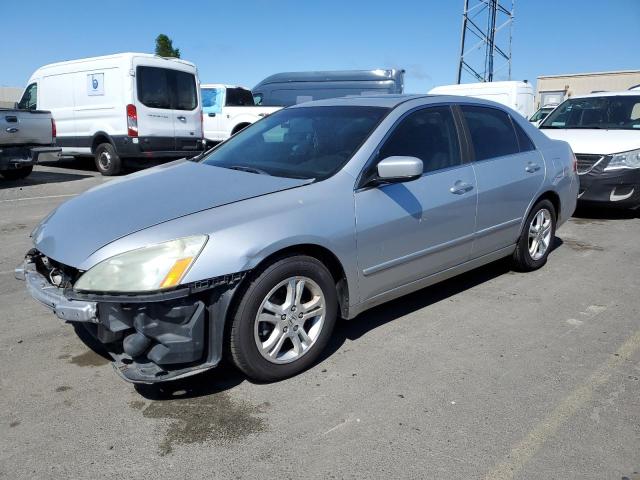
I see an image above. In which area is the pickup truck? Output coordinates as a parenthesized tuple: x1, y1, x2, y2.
(201, 84, 281, 143)
(0, 108, 61, 180)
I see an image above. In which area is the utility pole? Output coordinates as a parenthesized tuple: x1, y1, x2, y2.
(457, 0, 514, 83)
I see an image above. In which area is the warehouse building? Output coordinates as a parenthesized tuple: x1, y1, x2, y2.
(536, 70, 640, 107)
(0, 86, 22, 108)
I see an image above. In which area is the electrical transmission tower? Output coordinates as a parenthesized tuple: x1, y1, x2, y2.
(456, 0, 515, 83)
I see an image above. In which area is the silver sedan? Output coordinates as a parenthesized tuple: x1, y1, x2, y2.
(16, 95, 578, 383)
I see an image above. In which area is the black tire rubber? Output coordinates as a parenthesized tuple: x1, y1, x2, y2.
(94, 143, 122, 176)
(1, 166, 33, 180)
(229, 255, 338, 382)
(512, 199, 556, 272)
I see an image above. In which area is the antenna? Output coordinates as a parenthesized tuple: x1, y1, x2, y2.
(456, 0, 515, 83)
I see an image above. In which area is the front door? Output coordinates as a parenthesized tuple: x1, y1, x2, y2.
(354, 105, 477, 302)
(459, 105, 545, 257)
(201, 86, 224, 141)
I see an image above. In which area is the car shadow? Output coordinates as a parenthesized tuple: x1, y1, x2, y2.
(573, 204, 639, 220)
(0, 167, 94, 189)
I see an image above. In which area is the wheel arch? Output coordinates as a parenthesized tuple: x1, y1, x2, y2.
(91, 131, 115, 154)
(231, 122, 252, 136)
(519, 189, 561, 237)
(231, 243, 351, 320)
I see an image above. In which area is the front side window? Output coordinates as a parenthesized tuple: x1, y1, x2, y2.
(375, 106, 462, 174)
(225, 87, 255, 106)
(529, 108, 552, 122)
(201, 87, 224, 114)
(461, 105, 520, 161)
(540, 95, 640, 130)
(137, 66, 197, 110)
(201, 106, 388, 180)
(18, 83, 37, 110)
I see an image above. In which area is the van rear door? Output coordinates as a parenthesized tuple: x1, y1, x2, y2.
(134, 63, 201, 153)
(171, 69, 201, 153)
(134, 65, 176, 151)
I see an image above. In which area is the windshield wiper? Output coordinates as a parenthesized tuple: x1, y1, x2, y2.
(227, 165, 271, 176)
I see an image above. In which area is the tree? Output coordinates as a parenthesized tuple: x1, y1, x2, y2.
(154, 34, 180, 58)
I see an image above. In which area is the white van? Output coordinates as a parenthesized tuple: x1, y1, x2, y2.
(19, 53, 204, 175)
(428, 81, 535, 118)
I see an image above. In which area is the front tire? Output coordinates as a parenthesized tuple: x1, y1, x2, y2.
(512, 199, 556, 271)
(229, 255, 338, 382)
(94, 143, 122, 176)
(1, 166, 33, 180)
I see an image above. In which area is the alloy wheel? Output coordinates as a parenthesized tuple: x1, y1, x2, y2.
(528, 208, 552, 260)
(254, 276, 326, 364)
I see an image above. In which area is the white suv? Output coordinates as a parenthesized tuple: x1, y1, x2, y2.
(540, 91, 640, 208)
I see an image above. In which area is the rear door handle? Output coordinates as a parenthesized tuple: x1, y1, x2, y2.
(450, 182, 474, 195)
(177, 116, 186, 121)
(5, 115, 17, 123)
(525, 163, 541, 173)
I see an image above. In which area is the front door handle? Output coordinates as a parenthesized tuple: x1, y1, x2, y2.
(450, 182, 474, 195)
(177, 116, 186, 121)
(208, 113, 216, 117)
(6, 127, 19, 133)
(525, 163, 541, 173)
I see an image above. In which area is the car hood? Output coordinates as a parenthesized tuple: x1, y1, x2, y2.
(32, 160, 311, 267)
(541, 129, 640, 155)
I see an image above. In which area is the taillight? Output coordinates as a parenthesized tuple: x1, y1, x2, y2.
(51, 118, 56, 141)
(126, 104, 138, 137)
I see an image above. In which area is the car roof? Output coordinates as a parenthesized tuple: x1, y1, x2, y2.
(201, 83, 250, 90)
(288, 93, 509, 109)
(571, 90, 640, 99)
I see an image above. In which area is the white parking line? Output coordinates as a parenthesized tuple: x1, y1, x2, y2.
(0, 193, 77, 203)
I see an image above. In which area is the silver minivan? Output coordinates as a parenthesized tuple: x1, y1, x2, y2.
(17, 95, 578, 384)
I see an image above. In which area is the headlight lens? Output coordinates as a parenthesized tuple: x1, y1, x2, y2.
(74, 235, 208, 293)
(604, 148, 640, 171)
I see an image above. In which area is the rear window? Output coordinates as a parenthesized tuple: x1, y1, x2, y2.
(461, 105, 520, 161)
(225, 88, 255, 106)
(137, 66, 197, 110)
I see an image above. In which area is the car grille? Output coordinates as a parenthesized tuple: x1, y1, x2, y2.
(575, 154, 605, 175)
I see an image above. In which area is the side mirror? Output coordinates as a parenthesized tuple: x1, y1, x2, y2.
(376, 156, 423, 183)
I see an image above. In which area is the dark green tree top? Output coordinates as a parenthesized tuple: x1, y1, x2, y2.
(154, 34, 180, 58)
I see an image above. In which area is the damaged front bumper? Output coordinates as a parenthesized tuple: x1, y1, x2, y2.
(16, 254, 244, 384)
(578, 161, 640, 208)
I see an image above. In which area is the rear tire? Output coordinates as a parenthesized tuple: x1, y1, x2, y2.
(229, 255, 338, 382)
(94, 143, 122, 176)
(512, 199, 556, 272)
(1, 166, 33, 180)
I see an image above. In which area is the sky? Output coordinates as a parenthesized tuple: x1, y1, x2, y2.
(1, 0, 638, 93)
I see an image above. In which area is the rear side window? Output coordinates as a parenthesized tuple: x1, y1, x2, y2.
(137, 66, 197, 110)
(18, 83, 37, 110)
(226, 88, 255, 106)
(512, 120, 536, 152)
(377, 106, 461, 174)
(461, 105, 519, 160)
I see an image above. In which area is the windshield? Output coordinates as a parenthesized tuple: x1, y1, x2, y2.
(201, 106, 389, 180)
(530, 107, 552, 122)
(540, 95, 640, 130)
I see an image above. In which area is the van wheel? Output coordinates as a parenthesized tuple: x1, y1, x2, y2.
(229, 255, 338, 382)
(512, 199, 556, 272)
(1, 166, 33, 180)
(94, 143, 122, 176)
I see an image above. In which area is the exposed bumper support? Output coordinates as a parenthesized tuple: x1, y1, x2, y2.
(15, 261, 97, 322)
(0, 146, 61, 169)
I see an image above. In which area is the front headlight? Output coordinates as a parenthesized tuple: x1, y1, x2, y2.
(604, 148, 640, 171)
(74, 235, 208, 293)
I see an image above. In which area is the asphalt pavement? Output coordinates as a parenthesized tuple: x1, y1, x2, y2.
(1, 160, 638, 480)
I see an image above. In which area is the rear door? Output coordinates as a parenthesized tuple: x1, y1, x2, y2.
(134, 64, 176, 151)
(171, 68, 201, 152)
(459, 105, 544, 257)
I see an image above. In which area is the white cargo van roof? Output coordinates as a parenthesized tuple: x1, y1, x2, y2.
(32, 52, 196, 73)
